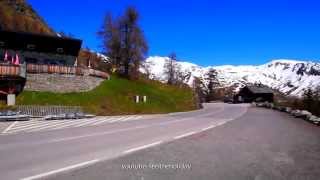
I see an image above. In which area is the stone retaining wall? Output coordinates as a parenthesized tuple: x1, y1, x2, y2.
(24, 73, 105, 93)
(253, 102, 320, 125)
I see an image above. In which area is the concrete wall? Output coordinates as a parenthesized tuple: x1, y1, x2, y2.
(24, 73, 104, 93)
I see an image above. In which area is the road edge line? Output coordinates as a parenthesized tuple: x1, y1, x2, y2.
(201, 125, 217, 131)
(21, 159, 100, 180)
(123, 141, 163, 154)
(173, 131, 198, 140)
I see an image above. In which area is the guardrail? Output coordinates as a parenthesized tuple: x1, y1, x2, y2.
(26, 64, 110, 79)
(16, 105, 83, 117)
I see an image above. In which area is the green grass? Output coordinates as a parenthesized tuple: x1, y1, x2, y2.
(16, 76, 197, 115)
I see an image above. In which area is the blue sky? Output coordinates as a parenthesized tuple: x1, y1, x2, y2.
(28, 0, 320, 66)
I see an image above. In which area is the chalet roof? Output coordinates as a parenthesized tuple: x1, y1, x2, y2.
(246, 85, 273, 94)
(0, 30, 82, 56)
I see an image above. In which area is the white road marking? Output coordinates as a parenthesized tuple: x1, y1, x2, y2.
(50, 120, 95, 130)
(11, 119, 85, 132)
(48, 125, 148, 143)
(33, 118, 105, 131)
(16, 119, 45, 125)
(8, 121, 72, 133)
(73, 118, 105, 127)
(28, 121, 87, 132)
(174, 131, 198, 140)
(217, 121, 226, 126)
(91, 117, 116, 126)
(1, 115, 147, 134)
(10, 121, 49, 130)
(2, 110, 235, 135)
(120, 116, 133, 122)
(109, 117, 126, 123)
(201, 125, 217, 131)
(2, 121, 18, 133)
(130, 116, 142, 121)
(123, 141, 162, 154)
(21, 159, 99, 180)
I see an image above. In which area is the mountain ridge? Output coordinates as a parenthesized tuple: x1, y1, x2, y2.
(141, 56, 320, 97)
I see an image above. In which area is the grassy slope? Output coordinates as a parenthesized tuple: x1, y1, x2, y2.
(16, 76, 197, 115)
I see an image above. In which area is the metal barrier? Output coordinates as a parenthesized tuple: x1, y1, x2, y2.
(16, 105, 83, 117)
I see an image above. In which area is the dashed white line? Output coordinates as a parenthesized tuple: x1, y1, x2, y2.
(2, 121, 18, 133)
(217, 121, 226, 126)
(173, 131, 198, 140)
(21, 159, 99, 180)
(201, 125, 217, 131)
(123, 141, 162, 154)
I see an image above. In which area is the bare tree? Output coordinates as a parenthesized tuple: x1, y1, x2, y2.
(176, 66, 191, 87)
(98, 13, 121, 67)
(164, 52, 177, 85)
(98, 7, 148, 79)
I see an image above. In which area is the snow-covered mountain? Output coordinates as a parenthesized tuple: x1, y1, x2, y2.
(141, 56, 320, 97)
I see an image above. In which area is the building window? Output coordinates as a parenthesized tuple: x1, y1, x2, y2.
(25, 58, 38, 64)
(57, 48, 64, 53)
(0, 41, 4, 47)
(27, 44, 36, 50)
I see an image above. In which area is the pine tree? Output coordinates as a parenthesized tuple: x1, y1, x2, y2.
(313, 86, 320, 116)
(205, 68, 218, 101)
(303, 88, 313, 110)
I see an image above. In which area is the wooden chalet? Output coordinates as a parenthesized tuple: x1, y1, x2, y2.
(0, 30, 82, 103)
(234, 85, 274, 103)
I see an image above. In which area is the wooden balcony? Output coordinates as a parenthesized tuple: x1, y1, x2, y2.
(0, 63, 26, 79)
(26, 64, 110, 79)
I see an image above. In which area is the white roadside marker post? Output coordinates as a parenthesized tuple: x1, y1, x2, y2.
(135, 95, 140, 103)
(143, 96, 147, 103)
(7, 94, 16, 106)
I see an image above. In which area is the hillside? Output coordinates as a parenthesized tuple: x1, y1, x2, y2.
(0, 1, 197, 114)
(16, 76, 197, 115)
(0, 0, 54, 35)
(0, 0, 110, 71)
(141, 57, 320, 97)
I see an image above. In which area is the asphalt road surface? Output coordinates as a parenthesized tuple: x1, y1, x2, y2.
(0, 103, 319, 180)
